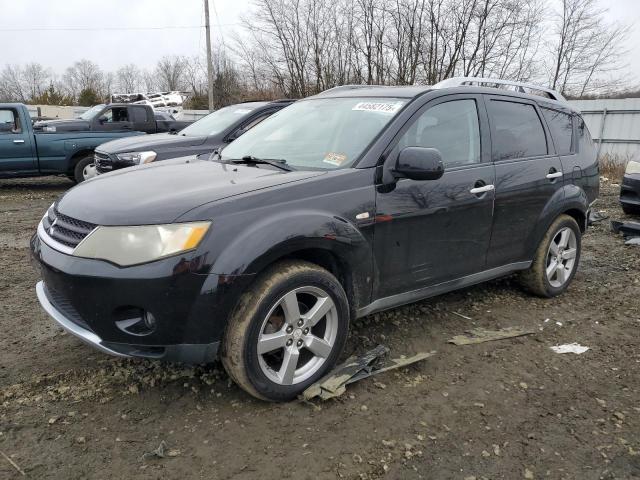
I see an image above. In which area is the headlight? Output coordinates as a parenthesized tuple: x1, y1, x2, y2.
(626, 160, 640, 175)
(73, 222, 210, 266)
(115, 151, 157, 164)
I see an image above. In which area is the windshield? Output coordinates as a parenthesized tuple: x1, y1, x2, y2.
(78, 104, 105, 120)
(220, 97, 407, 170)
(180, 104, 259, 136)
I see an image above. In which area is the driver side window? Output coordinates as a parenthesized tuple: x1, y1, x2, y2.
(397, 99, 480, 167)
(0, 109, 21, 134)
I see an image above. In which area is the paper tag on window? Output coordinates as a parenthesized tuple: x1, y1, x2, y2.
(352, 101, 404, 115)
(323, 152, 348, 166)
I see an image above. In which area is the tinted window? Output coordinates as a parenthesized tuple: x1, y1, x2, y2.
(576, 116, 594, 153)
(489, 100, 547, 160)
(131, 107, 148, 123)
(542, 108, 573, 155)
(398, 99, 480, 167)
(0, 109, 20, 134)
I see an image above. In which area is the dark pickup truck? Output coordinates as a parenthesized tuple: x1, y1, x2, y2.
(33, 103, 192, 135)
(94, 100, 293, 174)
(0, 103, 147, 182)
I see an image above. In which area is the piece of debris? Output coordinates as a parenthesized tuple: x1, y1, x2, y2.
(0, 450, 25, 476)
(588, 210, 609, 225)
(302, 345, 435, 401)
(611, 220, 640, 240)
(141, 440, 179, 460)
(625, 237, 640, 246)
(550, 343, 589, 354)
(451, 311, 473, 320)
(449, 327, 536, 345)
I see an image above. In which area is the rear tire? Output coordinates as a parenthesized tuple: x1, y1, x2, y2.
(519, 214, 581, 298)
(73, 154, 95, 183)
(221, 260, 349, 402)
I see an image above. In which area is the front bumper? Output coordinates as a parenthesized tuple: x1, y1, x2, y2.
(620, 173, 640, 209)
(31, 232, 252, 363)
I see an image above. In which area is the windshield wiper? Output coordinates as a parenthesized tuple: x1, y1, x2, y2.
(225, 155, 295, 172)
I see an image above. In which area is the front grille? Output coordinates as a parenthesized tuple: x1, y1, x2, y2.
(42, 204, 96, 248)
(44, 284, 93, 332)
(94, 151, 112, 170)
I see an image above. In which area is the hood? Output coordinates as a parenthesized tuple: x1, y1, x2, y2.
(57, 159, 324, 225)
(33, 118, 89, 132)
(97, 132, 208, 154)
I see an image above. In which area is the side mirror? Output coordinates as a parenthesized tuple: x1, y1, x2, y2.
(98, 115, 108, 124)
(393, 147, 444, 181)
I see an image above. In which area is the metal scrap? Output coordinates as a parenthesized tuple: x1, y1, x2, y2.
(449, 326, 536, 345)
(588, 210, 609, 225)
(302, 345, 435, 401)
(611, 220, 640, 238)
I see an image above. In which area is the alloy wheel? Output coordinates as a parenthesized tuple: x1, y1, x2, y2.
(546, 227, 578, 288)
(257, 286, 338, 385)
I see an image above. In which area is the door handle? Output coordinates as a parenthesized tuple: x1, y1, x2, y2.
(546, 171, 563, 179)
(13, 139, 25, 144)
(470, 184, 495, 194)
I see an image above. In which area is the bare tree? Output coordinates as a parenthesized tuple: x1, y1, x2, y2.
(548, 0, 629, 95)
(155, 55, 187, 91)
(115, 64, 142, 93)
(0, 65, 27, 102)
(63, 59, 103, 100)
(22, 63, 51, 100)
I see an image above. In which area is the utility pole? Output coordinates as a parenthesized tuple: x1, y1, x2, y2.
(204, 0, 214, 112)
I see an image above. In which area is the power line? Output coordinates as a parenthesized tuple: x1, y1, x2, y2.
(0, 24, 238, 32)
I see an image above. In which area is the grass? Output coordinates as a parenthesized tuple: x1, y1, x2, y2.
(599, 154, 628, 182)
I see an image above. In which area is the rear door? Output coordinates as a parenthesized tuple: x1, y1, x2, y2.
(485, 96, 564, 268)
(373, 94, 495, 298)
(0, 107, 37, 173)
(130, 106, 155, 133)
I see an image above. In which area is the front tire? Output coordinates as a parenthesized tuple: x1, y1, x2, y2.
(519, 214, 582, 298)
(73, 154, 95, 183)
(221, 260, 350, 401)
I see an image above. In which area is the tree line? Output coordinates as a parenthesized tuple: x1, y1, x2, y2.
(0, 0, 631, 108)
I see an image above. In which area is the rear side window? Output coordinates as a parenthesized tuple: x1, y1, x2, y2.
(397, 99, 481, 167)
(542, 108, 573, 155)
(131, 107, 148, 123)
(576, 116, 594, 152)
(488, 100, 547, 161)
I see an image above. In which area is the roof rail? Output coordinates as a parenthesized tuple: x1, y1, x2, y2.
(433, 77, 566, 102)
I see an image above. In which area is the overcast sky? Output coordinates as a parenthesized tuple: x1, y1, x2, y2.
(1, 0, 639, 78)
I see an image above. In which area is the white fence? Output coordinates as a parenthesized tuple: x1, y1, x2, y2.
(569, 98, 640, 162)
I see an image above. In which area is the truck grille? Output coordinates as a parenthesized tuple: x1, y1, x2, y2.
(94, 151, 112, 171)
(41, 204, 96, 248)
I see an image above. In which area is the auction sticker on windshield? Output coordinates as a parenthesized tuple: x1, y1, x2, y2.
(323, 152, 348, 167)
(352, 101, 404, 115)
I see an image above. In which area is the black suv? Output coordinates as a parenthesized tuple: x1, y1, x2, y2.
(94, 100, 293, 174)
(31, 78, 598, 401)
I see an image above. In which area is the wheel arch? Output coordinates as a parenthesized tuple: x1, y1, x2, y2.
(65, 148, 95, 174)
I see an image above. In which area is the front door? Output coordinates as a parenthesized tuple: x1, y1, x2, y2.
(373, 95, 495, 299)
(0, 107, 36, 174)
(484, 96, 565, 268)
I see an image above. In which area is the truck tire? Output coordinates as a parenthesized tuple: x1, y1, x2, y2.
(73, 154, 95, 183)
(221, 260, 350, 401)
(519, 214, 582, 298)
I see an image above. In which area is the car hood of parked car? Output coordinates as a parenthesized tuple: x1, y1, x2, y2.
(56, 158, 325, 225)
(97, 132, 208, 154)
(33, 119, 89, 132)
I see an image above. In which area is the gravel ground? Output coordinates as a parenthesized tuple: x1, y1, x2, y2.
(0, 176, 639, 480)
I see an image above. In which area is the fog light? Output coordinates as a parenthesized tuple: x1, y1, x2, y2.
(114, 307, 156, 336)
(144, 312, 157, 330)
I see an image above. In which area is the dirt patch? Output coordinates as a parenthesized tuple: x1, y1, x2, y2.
(1, 177, 639, 479)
